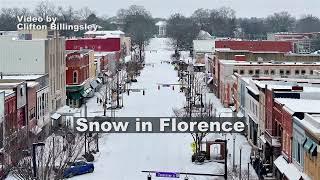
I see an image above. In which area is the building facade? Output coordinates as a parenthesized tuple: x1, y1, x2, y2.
(66, 51, 91, 108)
(0, 32, 66, 113)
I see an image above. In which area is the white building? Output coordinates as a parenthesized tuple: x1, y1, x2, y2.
(217, 59, 320, 107)
(0, 31, 66, 112)
(155, 21, 167, 37)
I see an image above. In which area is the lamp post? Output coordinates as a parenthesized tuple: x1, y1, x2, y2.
(52, 133, 55, 163)
(232, 134, 236, 172)
(218, 111, 234, 140)
(239, 145, 243, 180)
(217, 110, 237, 173)
(32, 142, 45, 179)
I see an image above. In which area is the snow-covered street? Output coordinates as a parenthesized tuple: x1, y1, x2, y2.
(70, 38, 217, 180)
(72, 38, 256, 180)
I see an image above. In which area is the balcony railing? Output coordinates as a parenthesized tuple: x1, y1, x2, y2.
(265, 130, 281, 147)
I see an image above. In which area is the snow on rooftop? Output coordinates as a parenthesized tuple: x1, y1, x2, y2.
(2, 74, 45, 80)
(94, 51, 117, 57)
(275, 98, 320, 114)
(84, 30, 124, 35)
(274, 155, 310, 180)
(155, 21, 167, 26)
(1, 89, 15, 96)
(299, 114, 320, 137)
(219, 59, 320, 65)
(27, 81, 39, 87)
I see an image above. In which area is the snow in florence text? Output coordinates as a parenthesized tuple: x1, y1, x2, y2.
(74, 117, 246, 133)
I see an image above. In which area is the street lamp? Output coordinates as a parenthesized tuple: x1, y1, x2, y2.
(218, 111, 236, 172)
(32, 142, 45, 179)
(239, 145, 243, 180)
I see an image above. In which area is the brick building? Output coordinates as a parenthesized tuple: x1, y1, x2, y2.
(215, 40, 294, 53)
(66, 50, 91, 108)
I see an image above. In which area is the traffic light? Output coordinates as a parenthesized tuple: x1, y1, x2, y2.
(143, 90, 145, 95)
(147, 174, 151, 180)
(184, 176, 189, 180)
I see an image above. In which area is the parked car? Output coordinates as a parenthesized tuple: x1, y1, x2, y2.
(63, 161, 94, 178)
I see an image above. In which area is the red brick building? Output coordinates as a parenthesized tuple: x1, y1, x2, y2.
(27, 82, 38, 130)
(66, 51, 90, 85)
(3, 90, 18, 165)
(66, 50, 91, 108)
(66, 38, 121, 52)
(215, 40, 294, 53)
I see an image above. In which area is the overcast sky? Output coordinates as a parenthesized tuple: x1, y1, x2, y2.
(1, 0, 319, 18)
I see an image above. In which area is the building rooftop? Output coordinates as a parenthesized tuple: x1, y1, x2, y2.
(219, 59, 320, 65)
(0, 89, 15, 97)
(27, 81, 39, 88)
(155, 21, 167, 26)
(2, 74, 45, 80)
(84, 30, 125, 35)
(299, 113, 320, 139)
(274, 98, 320, 114)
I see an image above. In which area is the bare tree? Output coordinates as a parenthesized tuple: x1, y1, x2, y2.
(11, 133, 85, 180)
(34, 0, 57, 18)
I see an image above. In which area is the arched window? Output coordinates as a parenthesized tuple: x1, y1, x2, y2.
(73, 71, 78, 84)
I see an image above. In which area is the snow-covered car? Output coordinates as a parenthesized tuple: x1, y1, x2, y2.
(63, 161, 94, 178)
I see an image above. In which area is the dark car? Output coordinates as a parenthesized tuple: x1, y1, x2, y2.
(63, 161, 94, 178)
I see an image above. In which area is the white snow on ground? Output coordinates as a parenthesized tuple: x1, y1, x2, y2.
(72, 38, 257, 180)
(7, 38, 257, 180)
(73, 38, 223, 180)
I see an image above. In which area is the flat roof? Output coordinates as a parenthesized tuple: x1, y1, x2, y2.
(0, 89, 15, 97)
(84, 30, 124, 35)
(300, 113, 320, 137)
(275, 98, 320, 114)
(2, 74, 45, 80)
(219, 59, 320, 65)
(27, 81, 39, 88)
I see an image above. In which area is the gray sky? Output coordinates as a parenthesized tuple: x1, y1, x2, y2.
(1, 0, 319, 18)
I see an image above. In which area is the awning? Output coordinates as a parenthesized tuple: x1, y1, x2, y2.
(274, 155, 311, 180)
(310, 144, 317, 156)
(90, 80, 99, 89)
(96, 78, 102, 84)
(104, 71, 112, 77)
(51, 113, 61, 120)
(246, 86, 259, 95)
(30, 126, 42, 135)
(207, 77, 214, 84)
(259, 135, 267, 144)
(68, 91, 82, 100)
(274, 155, 287, 174)
(81, 87, 93, 97)
(303, 138, 313, 151)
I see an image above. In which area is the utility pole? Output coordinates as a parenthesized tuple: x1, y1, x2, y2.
(116, 68, 120, 108)
(239, 147, 242, 180)
(233, 135, 236, 172)
(103, 77, 108, 116)
(224, 139, 228, 180)
(84, 102, 87, 154)
(247, 163, 250, 180)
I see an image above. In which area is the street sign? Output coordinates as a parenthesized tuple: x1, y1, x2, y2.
(156, 172, 180, 178)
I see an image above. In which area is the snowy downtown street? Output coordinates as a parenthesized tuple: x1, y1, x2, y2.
(71, 38, 256, 180)
(2, 1, 320, 180)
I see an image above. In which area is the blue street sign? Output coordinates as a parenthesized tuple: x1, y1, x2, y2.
(156, 172, 180, 178)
